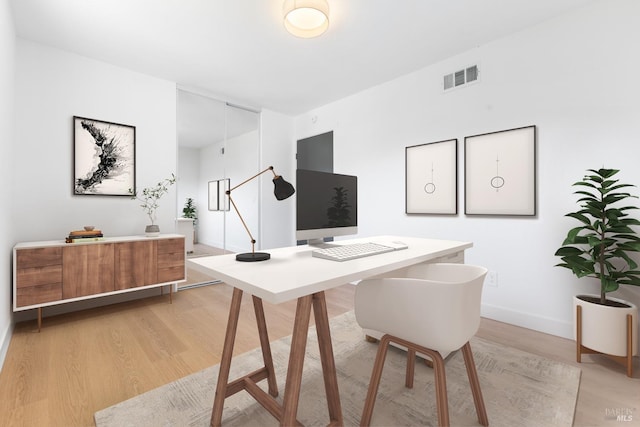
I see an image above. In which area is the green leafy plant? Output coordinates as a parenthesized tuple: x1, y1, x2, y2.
(129, 174, 176, 225)
(555, 168, 640, 304)
(182, 197, 198, 226)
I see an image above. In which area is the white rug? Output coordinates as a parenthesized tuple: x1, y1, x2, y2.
(95, 311, 580, 427)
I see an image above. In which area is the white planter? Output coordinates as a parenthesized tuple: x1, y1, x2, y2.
(573, 294, 638, 357)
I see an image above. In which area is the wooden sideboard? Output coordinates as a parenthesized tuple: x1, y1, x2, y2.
(13, 234, 186, 330)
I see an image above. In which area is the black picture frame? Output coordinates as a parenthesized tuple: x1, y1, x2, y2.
(464, 125, 536, 216)
(208, 178, 230, 211)
(405, 139, 458, 215)
(73, 116, 136, 196)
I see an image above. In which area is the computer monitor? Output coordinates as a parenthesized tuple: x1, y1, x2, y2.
(296, 169, 358, 245)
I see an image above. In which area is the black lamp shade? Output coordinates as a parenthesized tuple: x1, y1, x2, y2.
(273, 176, 295, 200)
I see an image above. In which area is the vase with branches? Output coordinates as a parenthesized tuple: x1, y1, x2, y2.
(129, 173, 176, 235)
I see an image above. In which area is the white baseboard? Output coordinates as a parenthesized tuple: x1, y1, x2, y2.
(481, 303, 573, 340)
(0, 320, 13, 373)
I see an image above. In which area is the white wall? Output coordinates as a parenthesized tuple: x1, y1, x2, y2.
(294, 0, 640, 339)
(0, 0, 16, 367)
(8, 40, 178, 327)
(261, 109, 296, 249)
(13, 40, 178, 243)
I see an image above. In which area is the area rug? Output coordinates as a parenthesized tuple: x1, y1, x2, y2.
(95, 311, 580, 427)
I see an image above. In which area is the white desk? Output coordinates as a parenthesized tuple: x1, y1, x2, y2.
(188, 235, 472, 426)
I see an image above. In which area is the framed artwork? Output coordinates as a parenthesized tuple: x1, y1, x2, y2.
(464, 125, 536, 216)
(73, 116, 136, 196)
(209, 179, 230, 211)
(405, 139, 458, 214)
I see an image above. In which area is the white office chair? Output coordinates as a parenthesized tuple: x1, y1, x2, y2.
(355, 263, 489, 427)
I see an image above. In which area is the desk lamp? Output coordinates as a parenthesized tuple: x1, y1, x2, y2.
(227, 166, 295, 262)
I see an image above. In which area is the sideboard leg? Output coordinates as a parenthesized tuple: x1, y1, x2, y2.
(38, 307, 42, 332)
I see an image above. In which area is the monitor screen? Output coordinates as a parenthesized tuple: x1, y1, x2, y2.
(296, 169, 358, 244)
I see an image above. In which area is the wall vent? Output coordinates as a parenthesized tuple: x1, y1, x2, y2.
(443, 65, 479, 91)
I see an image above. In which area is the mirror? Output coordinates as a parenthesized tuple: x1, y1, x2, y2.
(177, 89, 260, 285)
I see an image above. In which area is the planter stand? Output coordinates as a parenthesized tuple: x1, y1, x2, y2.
(576, 304, 634, 377)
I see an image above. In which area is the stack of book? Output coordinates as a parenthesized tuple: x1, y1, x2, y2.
(65, 229, 104, 243)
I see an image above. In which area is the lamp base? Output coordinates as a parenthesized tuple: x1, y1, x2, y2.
(236, 252, 271, 262)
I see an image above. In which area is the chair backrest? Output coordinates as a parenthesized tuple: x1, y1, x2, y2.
(355, 263, 487, 352)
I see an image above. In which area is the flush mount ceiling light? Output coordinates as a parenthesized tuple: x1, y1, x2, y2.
(283, 0, 330, 38)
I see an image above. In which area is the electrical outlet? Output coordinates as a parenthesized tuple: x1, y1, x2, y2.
(486, 271, 498, 287)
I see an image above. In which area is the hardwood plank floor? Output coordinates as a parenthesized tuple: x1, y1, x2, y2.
(0, 282, 637, 426)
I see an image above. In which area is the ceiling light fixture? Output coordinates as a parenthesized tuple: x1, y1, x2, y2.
(283, 0, 330, 38)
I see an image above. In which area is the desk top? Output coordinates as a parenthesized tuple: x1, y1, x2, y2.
(188, 236, 471, 304)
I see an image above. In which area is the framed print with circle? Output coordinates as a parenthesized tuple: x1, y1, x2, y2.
(464, 125, 536, 216)
(405, 139, 458, 214)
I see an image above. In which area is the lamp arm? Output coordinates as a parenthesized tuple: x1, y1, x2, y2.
(226, 166, 277, 255)
(229, 166, 277, 192)
(227, 193, 257, 254)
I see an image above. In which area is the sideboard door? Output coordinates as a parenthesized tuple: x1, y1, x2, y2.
(114, 241, 158, 290)
(62, 244, 115, 299)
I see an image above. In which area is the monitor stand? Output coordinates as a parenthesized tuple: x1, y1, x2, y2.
(306, 238, 336, 248)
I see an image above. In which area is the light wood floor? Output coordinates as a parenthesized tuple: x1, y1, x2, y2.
(0, 282, 638, 427)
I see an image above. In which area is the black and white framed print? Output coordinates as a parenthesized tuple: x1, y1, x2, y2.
(208, 179, 230, 211)
(73, 116, 136, 196)
(406, 139, 458, 214)
(464, 125, 536, 216)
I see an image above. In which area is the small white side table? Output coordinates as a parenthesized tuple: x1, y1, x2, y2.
(175, 218, 194, 253)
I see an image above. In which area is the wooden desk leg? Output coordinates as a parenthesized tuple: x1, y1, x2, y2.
(210, 287, 244, 427)
(252, 295, 279, 397)
(313, 291, 344, 426)
(281, 294, 313, 426)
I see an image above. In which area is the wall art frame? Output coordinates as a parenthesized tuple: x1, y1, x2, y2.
(208, 178, 230, 211)
(405, 138, 458, 215)
(464, 125, 536, 216)
(73, 116, 136, 196)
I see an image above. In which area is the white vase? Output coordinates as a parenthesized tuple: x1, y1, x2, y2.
(574, 294, 638, 358)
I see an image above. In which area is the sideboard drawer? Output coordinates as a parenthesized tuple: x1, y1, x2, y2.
(17, 283, 63, 307)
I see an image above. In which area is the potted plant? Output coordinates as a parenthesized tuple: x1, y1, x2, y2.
(129, 173, 176, 236)
(555, 168, 640, 376)
(182, 197, 198, 243)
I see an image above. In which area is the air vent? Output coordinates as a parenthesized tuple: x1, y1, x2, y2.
(443, 64, 479, 91)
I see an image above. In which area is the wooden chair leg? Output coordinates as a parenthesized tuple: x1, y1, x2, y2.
(362, 335, 452, 427)
(406, 348, 416, 388)
(360, 335, 392, 426)
(430, 352, 450, 427)
(461, 342, 489, 426)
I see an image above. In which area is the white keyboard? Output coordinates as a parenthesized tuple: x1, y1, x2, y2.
(311, 242, 399, 262)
